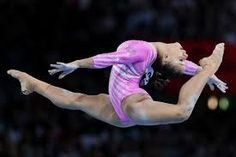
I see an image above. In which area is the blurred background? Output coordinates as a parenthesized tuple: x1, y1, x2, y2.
(0, 0, 236, 156)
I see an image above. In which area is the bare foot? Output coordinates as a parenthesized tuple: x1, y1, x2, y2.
(7, 69, 35, 95)
(199, 43, 225, 75)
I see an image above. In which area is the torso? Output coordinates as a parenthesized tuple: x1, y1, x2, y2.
(108, 40, 157, 124)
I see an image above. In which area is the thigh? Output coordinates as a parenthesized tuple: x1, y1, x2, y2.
(75, 93, 130, 127)
(122, 93, 152, 110)
(122, 94, 183, 125)
(140, 99, 183, 125)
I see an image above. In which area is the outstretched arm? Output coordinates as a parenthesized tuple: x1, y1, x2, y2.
(183, 60, 228, 93)
(63, 50, 143, 69)
(49, 49, 144, 79)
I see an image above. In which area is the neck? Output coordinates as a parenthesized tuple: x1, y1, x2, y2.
(149, 42, 167, 59)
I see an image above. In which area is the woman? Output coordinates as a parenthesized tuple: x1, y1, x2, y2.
(7, 40, 226, 127)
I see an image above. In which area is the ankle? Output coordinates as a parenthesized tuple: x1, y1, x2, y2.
(35, 82, 51, 93)
(200, 68, 215, 78)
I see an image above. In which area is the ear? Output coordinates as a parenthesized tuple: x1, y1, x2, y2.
(164, 54, 168, 59)
(162, 54, 169, 64)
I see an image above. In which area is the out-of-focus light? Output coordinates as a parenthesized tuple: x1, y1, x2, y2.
(219, 97, 230, 111)
(207, 95, 218, 110)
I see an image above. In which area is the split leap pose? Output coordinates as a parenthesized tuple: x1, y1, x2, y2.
(8, 40, 226, 127)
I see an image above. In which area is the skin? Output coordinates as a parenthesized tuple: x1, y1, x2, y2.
(7, 42, 225, 128)
(151, 42, 189, 74)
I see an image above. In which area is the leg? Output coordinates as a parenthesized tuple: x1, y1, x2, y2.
(123, 68, 213, 125)
(7, 70, 128, 128)
(122, 43, 225, 125)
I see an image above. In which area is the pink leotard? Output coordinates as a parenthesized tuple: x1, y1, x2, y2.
(92, 40, 157, 124)
(92, 40, 199, 124)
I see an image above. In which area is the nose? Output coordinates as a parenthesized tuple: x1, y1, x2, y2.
(183, 51, 188, 59)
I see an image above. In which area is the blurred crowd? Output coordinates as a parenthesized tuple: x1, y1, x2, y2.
(1, 0, 236, 50)
(0, 0, 236, 157)
(0, 101, 236, 157)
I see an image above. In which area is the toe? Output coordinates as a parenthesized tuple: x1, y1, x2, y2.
(7, 69, 19, 78)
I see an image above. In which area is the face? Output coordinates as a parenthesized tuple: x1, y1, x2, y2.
(162, 42, 188, 73)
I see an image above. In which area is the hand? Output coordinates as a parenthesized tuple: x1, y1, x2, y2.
(207, 75, 228, 93)
(48, 62, 78, 79)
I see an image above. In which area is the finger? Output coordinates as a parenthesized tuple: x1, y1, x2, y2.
(48, 69, 61, 75)
(58, 74, 65, 79)
(211, 79, 227, 88)
(58, 71, 71, 79)
(208, 83, 215, 91)
(50, 64, 63, 69)
(216, 83, 228, 90)
(216, 84, 227, 93)
(217, 85, 224, 92)
(219, 83, 228, 89)
(210, 76, 226, 85)
(214, 78, 227, 86)
(216, 81, 227, 86)
(56, 62, 67, 66)
(218, 88, 226, 93)
(220, 88, 226, 93)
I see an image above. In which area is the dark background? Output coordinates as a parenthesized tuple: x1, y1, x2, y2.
(0, 0, 236, 156)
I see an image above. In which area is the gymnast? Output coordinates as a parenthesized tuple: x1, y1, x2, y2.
(7, 40, 227, 127)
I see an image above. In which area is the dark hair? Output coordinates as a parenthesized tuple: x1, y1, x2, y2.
(147, 55, 181, 90)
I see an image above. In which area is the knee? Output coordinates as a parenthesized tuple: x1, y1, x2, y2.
(97, 93, 109, 101)
(177, 106, 193, 123)
(54, 92, 86, 109)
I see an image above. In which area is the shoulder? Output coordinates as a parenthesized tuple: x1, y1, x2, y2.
(148, 42, 158, 51)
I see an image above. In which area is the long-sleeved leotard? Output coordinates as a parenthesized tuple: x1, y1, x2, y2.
(92, 40, 199, 124)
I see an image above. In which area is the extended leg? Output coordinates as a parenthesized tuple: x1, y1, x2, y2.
(123, 70, 212, 125)
(7, 70, 128, 127)
(122, 43, 225, 125)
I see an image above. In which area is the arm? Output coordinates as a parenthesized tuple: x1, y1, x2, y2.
(91, 50, 144, 68)
(70, 47, 145, 69)
(72, 49, 146, 68)
(68, 57, 94, 69)
(49, 49, 144, 79)
(183, 60, 228, 93)
(183, 60, 201, 76)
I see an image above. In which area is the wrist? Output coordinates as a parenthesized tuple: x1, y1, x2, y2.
(70, 61, 80, 69)
(72, 58, 94, 68)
